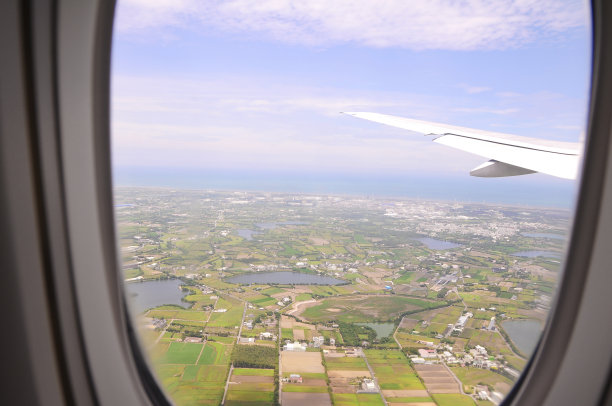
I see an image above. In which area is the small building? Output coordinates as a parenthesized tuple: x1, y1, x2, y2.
(329, 338, 335, 346)
(260, 332, 273, 340)
(283, 341, 306, 351)
(361, 379, 377, 392)
(418, 349, 437, 358)
(239, 337, 255, 344)
(289, 374, 302, 383)
(313, 336, 324, 348)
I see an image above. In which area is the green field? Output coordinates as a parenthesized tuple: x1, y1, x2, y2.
(432, 394, 477, 406)
(333, 393, 385, 406)
(283, 384, 328, 393)
(233, 368, 275, 376)
(158, 342, 203, 364)
(325, 356, 368, 370)
(197, 342, 231, 365)
(365, 350, 425, 391)
(301, 295, 445, 323)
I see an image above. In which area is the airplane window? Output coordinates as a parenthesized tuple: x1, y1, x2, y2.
(111, 1, 591, 405)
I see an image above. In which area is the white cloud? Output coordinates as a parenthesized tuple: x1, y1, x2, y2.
(453, 107, 520, 115)
(115, 0, 587, 50)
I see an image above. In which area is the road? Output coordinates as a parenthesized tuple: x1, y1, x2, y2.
(361, 349, 388, 406)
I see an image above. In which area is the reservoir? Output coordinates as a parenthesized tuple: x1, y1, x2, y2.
(502, 319, 543, 355)
(356, 322, 395, 338)
(417, 237, 462, 250)
(237, 229, 260, 240)
(125, 279, 189, 314)
(511, 250, 562, 258)
(226, 271, 345, 285)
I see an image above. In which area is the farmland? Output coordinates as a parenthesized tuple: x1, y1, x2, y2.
(117, 188, 569, 405)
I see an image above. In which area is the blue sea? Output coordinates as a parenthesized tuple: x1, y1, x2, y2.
(113, 167, 577, 208)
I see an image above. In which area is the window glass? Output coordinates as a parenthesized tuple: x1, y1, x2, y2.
(112, 2, 591, 405)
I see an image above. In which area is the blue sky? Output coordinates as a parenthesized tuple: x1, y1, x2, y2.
(111, 0, 591, 206)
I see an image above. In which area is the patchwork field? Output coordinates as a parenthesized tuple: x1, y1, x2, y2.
(152, 340, 233, 406)
(365, 350, 431, 405)
(225, 367, 275, 406)
(413, 364, 460, 394)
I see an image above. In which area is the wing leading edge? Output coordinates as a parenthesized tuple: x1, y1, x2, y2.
(344, 112, 581, 180)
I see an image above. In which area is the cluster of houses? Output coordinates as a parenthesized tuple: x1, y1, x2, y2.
(282, 335, 335, 352)
(410, 341, 520, 380)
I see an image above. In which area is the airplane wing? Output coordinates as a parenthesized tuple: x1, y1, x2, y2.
(344, 112, 582, 179)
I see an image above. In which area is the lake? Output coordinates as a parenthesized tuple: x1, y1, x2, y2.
(502, 319, 543, 355)
(417, 237, 462, 250)
(124, 279, 189, 314)
(237, 229, 260, 240)
(522, 232, 565, 240)
(226, 271, 345, 285)
(511, 250, 563, 258)
(355, 322, 396, 338)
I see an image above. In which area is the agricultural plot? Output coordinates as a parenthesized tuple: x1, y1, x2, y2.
(450, 366, 514, 395)
(432, 393, 477, 406)
(299, 295, 445, 323)
(333, 393, 385, 406)
(281, 351, 325, 374)
(225, 368, 275, 406)
(413, 364, 460, 394)
(207, 297, 244, 328)
(151, 339, 233, 406)
(364, 350, 429, 404)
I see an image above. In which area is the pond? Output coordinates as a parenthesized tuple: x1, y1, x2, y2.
(237, 229, 260, 240)
(522, 232, 566, 240)
(355, 322, 396, 338)
(511, 250, 562, 258)
(416, 237, 462, 250)
(225, 271, 345, 285)
(124, 279, 189, 314)
(502, 319, 543, 355)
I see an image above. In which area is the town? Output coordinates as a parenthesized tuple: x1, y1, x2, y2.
(117, 187, 568, 406)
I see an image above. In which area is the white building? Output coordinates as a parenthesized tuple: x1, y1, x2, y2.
(283, 341, 306, 351)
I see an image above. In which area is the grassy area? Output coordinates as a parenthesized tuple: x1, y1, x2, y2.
(233, 368, 275, 376)
(432, 394, 477, 406)
(158, 342, 203, 364)
(365, 350, 426, 391)
(283, 384, 328, 393)
(301, 295, 445, 323)
(333, 393, 385, 406)
(325, 356, 369, 371)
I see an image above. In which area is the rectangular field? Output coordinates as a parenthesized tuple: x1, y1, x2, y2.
(281, 351, 325, 373)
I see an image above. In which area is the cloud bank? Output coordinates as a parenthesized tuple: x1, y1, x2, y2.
(115, 0, 587, 50)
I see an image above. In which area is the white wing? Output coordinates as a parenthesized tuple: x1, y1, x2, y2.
(344, 112, 582, 180)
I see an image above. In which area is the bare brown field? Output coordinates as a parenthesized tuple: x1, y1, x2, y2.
(282, 392, 332, 406)
(327, 370, 371, 378)
(293, 329, 305, 340)
(414, 364, 460, 394)
(281, 351, 325, 373)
